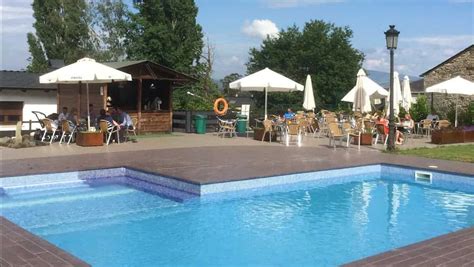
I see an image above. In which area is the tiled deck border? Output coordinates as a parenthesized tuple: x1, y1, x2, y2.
(0, 217, 90, 267)
(344, 227, 474, 267)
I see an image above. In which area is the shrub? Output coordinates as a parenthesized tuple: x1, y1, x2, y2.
(410, 95, 429, 122)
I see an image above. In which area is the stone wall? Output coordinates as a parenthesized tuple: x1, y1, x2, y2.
(423, 46, 474, 120)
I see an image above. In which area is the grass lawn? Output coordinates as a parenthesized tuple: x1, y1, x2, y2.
(397, 144, 474, 163)
(135, 132, 183, 139)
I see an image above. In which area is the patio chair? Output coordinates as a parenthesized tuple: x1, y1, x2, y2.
(373, 124, 388, 146)
(285, 124, 302, 146)
(261, 119, 274, 142)
(328, 122, 344, 149)
(342, 122, 361, 150)
(40, 118, 59, 144)
(99, 120, 120, 145)
(306, 117, 316, 134)
(437, 120, 451, 129)
(216, 117, 237, 138)
(420, 119, 433, 136)
(59, 120, 76, 144)
(127, 117, 138, 136)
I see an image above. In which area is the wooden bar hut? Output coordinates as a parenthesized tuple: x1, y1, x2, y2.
(57, 60, 196, 133)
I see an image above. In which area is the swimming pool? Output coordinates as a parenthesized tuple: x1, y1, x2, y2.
(1, 165, 473, 266)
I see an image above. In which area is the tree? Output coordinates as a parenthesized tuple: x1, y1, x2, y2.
(27, 0, 93, 72)
(410, 95, 429, 122)
(126, 0, 204, 73)
(89, 0, 129, 61)
(221, 73, 242, 96)
(172, 38, 220, 111)
(247, 20, 364, 111)
(26, 33, 48, 73)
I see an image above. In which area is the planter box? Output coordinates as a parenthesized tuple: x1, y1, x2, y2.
(431, 129, 464, 144)
(352, 133, 373, 145)
(464, 130, 474, 142)
(76, 132, 104, 147)
(253, 128, 277, 142)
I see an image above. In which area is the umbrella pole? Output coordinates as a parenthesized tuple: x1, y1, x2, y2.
(264, 87, 268, 119)
(87, 83, 90, 130)
(455, 98, 458, 128)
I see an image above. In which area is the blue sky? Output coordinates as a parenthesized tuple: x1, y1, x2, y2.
(1, 0, 473, 79)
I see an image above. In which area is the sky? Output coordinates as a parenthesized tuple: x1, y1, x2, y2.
(1, 0, 473, 79)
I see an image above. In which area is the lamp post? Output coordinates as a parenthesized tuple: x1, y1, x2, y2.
(384, 25, 400, 151)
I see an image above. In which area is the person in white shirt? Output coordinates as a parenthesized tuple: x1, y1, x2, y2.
(58, 107, 69, 122)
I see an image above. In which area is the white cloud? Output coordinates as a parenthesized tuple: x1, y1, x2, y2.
(242, 19, 279, 39)
(402, 35, 474, 47)
(363, 34, 473, 76)
(261, 0, 344, 8)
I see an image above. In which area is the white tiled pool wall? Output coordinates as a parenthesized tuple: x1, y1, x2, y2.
(1, 164, 473, 196)
(0, 167, 125, 194)
(199, 165, 382, 195)
(381, 165, 474, 193)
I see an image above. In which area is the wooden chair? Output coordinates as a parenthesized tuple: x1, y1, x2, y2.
(59, 120, 76, 144)
(328, 122, 344, 149)
(217, 117, 236, 138)
(342, 122, 362, 150)
(286, 124, 302, 146)
(99, 120, 120, 145)
(127, 117, 138, 136)
(373, 124, 388, 146)
(261, 119, 274, 142)
(420, 119, 433, 136)
(437, 120, 451, 129)
(41, 118, 58, 144)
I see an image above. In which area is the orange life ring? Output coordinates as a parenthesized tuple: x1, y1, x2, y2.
(213, 98, 228, 116)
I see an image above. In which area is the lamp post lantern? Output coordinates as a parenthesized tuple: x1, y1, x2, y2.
(385, 25, 400, 151)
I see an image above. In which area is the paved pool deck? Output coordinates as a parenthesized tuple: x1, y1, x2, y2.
(1, 133, 473, 266)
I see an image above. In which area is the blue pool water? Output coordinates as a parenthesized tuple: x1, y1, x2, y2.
(1, 176, 473, 266)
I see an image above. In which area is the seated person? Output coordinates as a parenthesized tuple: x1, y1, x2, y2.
(97, 109, 120, 129)
(402, 114, 414, 131)
(284, 108, 295, 120)
(426, 112, 439, 121)
(375, 114, 404, 145)
(58, 107, 69, 122)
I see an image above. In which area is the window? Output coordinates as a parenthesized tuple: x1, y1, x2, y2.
(0, 101, 23, 125)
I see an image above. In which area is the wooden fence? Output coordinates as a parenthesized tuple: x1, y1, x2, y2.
(172, 111, 219, 133)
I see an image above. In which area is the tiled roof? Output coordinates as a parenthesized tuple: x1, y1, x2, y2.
(0, 70, 56, 90)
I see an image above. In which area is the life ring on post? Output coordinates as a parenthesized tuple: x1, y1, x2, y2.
(213, 98, 228, 116)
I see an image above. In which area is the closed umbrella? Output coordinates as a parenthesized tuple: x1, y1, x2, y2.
(402, 76, 412, 111)
(303, 74, 316, 111)
(387, 71, 402, 116)
(40, 58, 132, 130)
(342, 69, 388, 102)
(229, 68, 303, 118)
(353, 70, 372, 113)
(425, 76, 474, 127)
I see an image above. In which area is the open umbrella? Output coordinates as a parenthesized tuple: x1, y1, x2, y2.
(229, 68, 303, 118)
(386, 71, 402, 116)
(342, 69, 388, 113)
(40, 58, 132, 130)
(401, 76, 412, 111)
(303, 74, 316, 111)
(425, 76, 474, 127)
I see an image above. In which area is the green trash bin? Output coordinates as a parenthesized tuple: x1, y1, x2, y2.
(194, 114, 207, 134)
(236, 114, 248, 134)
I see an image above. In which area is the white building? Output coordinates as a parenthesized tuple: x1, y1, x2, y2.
(0, 71, 57, 132)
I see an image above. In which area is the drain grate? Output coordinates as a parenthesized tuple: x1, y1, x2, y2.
(415, 171, 433, 184)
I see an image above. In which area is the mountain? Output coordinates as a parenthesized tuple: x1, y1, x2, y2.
(366, 70, 421, 88)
